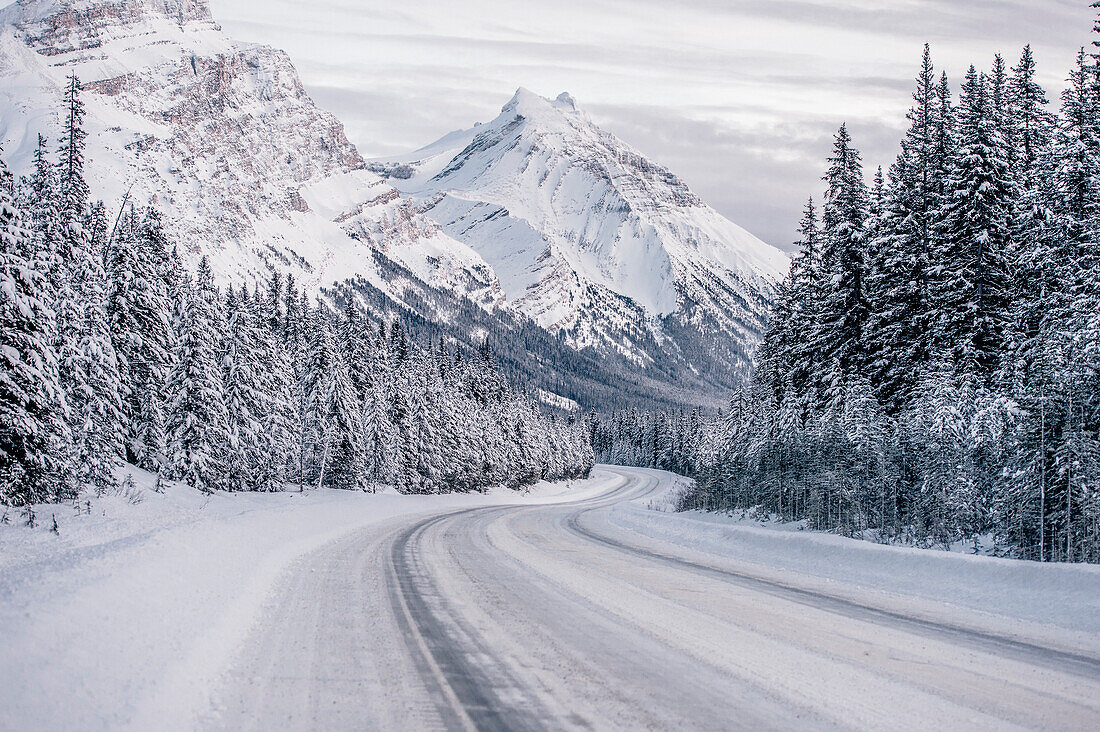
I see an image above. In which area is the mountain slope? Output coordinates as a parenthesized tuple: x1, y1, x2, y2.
(374, 88, 788, 379)
(0, 1, 783, 409)
(0, 0, 500, 305)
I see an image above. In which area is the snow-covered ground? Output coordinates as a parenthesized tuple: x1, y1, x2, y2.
(609, 471, 1100, 649)
(0, 467, 606, 729)
(3, 465, 1099, 729)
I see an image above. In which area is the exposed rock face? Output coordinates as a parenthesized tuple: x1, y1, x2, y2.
(0, 2, 785, 403)
(377, 88, 788, 377)
(9, 0, 216, 56)
(0, 0, 497, 301)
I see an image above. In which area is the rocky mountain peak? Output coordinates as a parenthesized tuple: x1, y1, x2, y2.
(379, 89, 788, 376)
(2, 0, 216, 59)
(491, 87, 592, 140)
(502, 87, 578, 117)
(1, 0, 213, 32)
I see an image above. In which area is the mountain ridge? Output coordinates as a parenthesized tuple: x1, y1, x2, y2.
(0, 0, 498, 303)
(375, 86, 787, 375)
(0, 0, 784, 408)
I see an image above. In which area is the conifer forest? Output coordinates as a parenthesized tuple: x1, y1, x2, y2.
(593, 24, 1100, 563)
(0, 76, 592, 507)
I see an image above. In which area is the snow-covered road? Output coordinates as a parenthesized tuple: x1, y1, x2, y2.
(208, 467, 1100, 730)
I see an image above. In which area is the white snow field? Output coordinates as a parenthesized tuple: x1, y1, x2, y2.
(3, 467, 1100, 729)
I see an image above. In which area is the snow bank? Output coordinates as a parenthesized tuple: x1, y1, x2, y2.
(610, 470, 1100, 646)
(0, 465, 608, 729)
(638, 472, 693, 513)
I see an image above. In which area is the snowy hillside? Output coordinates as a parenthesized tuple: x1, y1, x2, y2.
(0, 0, 501, 304)
(0, 0, 785, 406)
(374, 88, 789, 371)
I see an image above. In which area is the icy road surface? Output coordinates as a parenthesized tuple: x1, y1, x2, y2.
(210, 467, 1100, 730)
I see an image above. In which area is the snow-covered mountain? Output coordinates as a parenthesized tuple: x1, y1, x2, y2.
(373, 88, 788, 372)
(0, 0, 786, 407)
(0, 0, 502, 305)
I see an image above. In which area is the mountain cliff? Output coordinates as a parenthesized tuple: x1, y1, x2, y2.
(0, 0, 786, 407)
(0, 0, 501, 304)
(374, 88, 788, 377)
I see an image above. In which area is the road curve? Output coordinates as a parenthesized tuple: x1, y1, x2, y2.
(210, 467, 1100, 730)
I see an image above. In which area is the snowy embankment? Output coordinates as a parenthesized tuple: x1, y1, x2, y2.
(609, 469, 1100, 650)
(0, 467, 608, 729)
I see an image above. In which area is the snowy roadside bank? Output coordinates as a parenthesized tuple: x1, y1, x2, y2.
(0, 467, 612, 730)
(607, 468, 1100, 647)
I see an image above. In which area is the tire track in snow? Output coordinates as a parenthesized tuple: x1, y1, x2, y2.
(388, 508, 553, 732)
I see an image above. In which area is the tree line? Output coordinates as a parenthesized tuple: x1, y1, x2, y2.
(0, 75, 593, 507)
(593, 11, 1100, 563)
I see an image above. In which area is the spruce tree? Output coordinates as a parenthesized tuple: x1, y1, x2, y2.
(1053, 50, 1100, 290)
(866, 47, 944, 411)
(254, 286, 295, 492)
(816, 124, 870, 383)
(933, 71, 957, 194)
(324, 349, 366, 490)
(788, 198, 823, 399)
(0, 158, 71, 505)
(57, 75, 89, 229)
(107, 207, 173, 468)
(51, 75, 125, 489)
(302, 306, 337, 484)
(1008, 46, 1056, 182)
(222, 290, 265, 491)
(934, 66, 1015, 379)
(339, 299, 371, 400)
(363, 375, 397, 486)
(165, 257, 228, 491)
(24, 135, 59, 267)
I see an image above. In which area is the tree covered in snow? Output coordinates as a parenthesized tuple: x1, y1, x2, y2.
(164, 258, 227, 491)
(0, 155, 71, 505)
(0, 77, 594, 508)
(934, 65, 1015, 379)
(595, 28, 1100, 563)
(107, 207, 173, 469)
(45, 75, 126, 492)
(221, 287, 265, 492)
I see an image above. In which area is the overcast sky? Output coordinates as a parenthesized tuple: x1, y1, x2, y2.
(211, 0, 1097, 249)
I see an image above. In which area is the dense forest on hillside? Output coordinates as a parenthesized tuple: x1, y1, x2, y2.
(0, 75, 592, 507)
(327, 262, 738, 415)
(593, 12, 1100, 563)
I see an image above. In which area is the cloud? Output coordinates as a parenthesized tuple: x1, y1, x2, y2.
(587, 102, 905, 248)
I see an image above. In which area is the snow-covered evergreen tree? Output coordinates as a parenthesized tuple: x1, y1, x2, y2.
(221, 289, 265, 492)
(300, 304, 336, 485)
(0, 158, 71, 505)
(934, 66, 1015, 379)
(22, 135, 60, 269)
(253, 287, 295, 492)
(816, 124, 870, 380)
(53, 75, 125, 490)
(322, 349, 365, 490)
(107, 207, 173, 469)
(363, 375, 397, 486)
(865, 47, 944, 411)
(165, 257, 227, 491)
